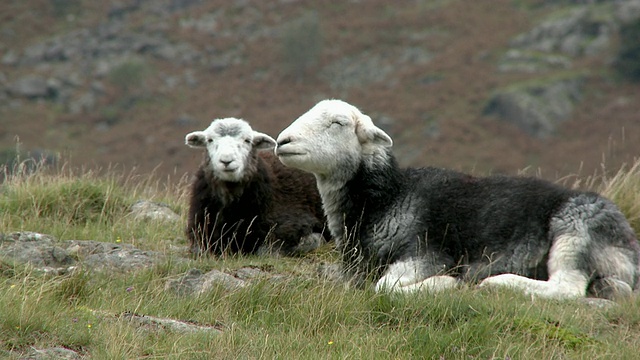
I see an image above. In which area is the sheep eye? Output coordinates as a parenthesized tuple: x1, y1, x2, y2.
(244, 139, 251, 144)
(330, 121, 344, 127)
(207, 138, 213, 143)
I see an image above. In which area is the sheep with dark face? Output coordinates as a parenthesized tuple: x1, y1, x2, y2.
(275, 99, 640, 299)
(185, 117, 327, 256)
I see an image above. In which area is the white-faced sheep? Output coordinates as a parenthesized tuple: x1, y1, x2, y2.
(275, 99, 640, 299)
(185, 117, 327, 256)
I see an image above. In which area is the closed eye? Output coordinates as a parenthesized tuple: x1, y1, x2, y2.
(329, 115, 349, 127)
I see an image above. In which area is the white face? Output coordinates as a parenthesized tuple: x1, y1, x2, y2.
(275, 99, 393, 178)
(185, 118, 276, 182)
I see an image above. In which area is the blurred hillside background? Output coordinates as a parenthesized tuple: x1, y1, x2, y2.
(1, 0, 640, 183)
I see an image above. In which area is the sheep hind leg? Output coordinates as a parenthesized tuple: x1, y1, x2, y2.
(478, 270, 589, 299)
(375, 259, 459, 293)
(479, 233, 591, 299)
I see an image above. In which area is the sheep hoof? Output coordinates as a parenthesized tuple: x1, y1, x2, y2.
(293, 233, 325, 254)
(588, 277, 633, 300)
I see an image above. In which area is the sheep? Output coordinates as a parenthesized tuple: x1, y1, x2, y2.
(275, 99, 640, 299)
(185, 117, 327, 256)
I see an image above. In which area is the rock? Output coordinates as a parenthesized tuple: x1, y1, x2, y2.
(0, 232, 74, 268)
(19, 347, 82, 360)
(64, 240, 163, 272)
(233, 266, 269, 281)
(129, 200, 180, 222)
(8, 75, 54, 99)
(166, 0, 203, 13)
(2, 11, 206, 110)
(320, 47, 432, 90)
(498, 49, 572, 73)
(509, 6, 616, 58)
(165, 266, 281, 296)
(484, 76, 585, 138)
(615, 0, 640, 24)
(1, 50, 19, 66)
(165, 268, 248, 295)
(108, 1, 141, 20)
(119, 311, 222, 334)
(81, 307, 223, 335)
(152, 43, 201, 64)
(0, 232, 170, 274)
(21, 43, 48, 65)
(67, 92, 97, 114)
(179, 13, 221, 34)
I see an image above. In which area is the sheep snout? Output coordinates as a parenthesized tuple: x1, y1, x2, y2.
(276, 136, 292, 147)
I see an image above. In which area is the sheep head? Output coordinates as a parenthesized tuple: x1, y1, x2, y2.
(186, 117, 276, 182)
(276, 99, 392, 177)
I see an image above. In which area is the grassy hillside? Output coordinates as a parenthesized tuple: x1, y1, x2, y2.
(1, 159, 640, 358)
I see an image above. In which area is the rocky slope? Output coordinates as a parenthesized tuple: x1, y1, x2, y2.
(1, 0, 640, 182)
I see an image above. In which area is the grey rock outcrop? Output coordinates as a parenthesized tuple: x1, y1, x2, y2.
(165, 268, 248, 295)
(19, 347, 83, 360)
(509, 7, 615, 58)
(615, 0, 640, 23)
(165, 266, 283, 296)
(65, 240, 162, 272)
(8, 75, 57, 99)
(484, 76, 585, 138)
(0, 228, 248, 346)
(129, 200, 181, 222)
(320, 47, 433, 91)
(492, 1, 640, 136)
(0, 232, 75, 273)
(0, 232, 165, 274)
(498, 2, 632, 74)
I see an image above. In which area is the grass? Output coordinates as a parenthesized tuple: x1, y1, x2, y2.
(0, 161, 186, 251)
(1, 159, 640, 358)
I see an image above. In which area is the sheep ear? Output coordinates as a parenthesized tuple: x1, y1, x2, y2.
(354, 113, 393, 147)
(252, 132, 277, 150)
(185, 131, 207, 148)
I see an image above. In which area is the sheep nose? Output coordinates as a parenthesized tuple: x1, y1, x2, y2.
(220, 160, 233, 167)
(277, 137, 292, 147)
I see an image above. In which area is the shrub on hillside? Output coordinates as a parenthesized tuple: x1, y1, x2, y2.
(107, 60, 150, 94)
(50, 0, 81, 18)
(280, 12, 323, 80)
(614, 19, 640, 82)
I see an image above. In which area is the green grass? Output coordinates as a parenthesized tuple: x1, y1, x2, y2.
(1, 159, 640, 358)
(0, 162, 186, 251)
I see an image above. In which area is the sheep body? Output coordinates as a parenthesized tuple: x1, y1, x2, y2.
(186, 118, 326, 256)
(276, 99, 640, 299)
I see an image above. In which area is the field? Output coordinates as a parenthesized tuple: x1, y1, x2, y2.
(1, 158, 640, 359)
